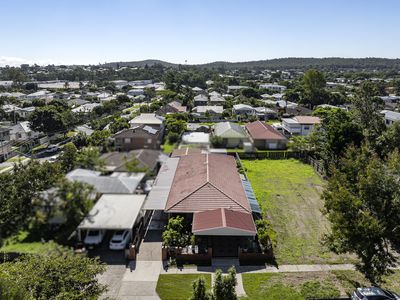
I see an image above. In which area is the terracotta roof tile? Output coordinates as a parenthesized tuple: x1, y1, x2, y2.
(165, 154, 251, 213)
(245, 121, 287, 140)
(293, 116, 321, 124)
(192, 208, 256, 235)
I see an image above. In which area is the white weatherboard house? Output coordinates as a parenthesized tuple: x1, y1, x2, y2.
(213, 122, 248, 148)
(381, 110, 400, 126)
(282, 116, 321, 136)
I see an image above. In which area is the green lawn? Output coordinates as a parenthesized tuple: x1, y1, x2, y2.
(0, 231, 61, 254)
(162, 141, 178, 154)
(6, 156, 28, 163)
(0, 241, 60, 254)
(242, 271, 400, 300)
(156, 274, 212, 300)
(242, 159, 353, 264)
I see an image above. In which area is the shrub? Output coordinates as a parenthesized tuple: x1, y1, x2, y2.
(255, 219, 277, 252)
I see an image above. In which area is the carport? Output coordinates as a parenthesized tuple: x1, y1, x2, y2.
(77, 194, 147, 241)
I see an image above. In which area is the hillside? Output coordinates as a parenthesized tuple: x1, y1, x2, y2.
(102, 57, 400, 71)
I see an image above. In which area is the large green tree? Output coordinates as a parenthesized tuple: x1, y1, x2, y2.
(0, 252, 106, 300)
(0, 161, 63, 241)
(301, 69, 328, 108)
(311, 107, 363, 171)
(323, 147, 400, 284)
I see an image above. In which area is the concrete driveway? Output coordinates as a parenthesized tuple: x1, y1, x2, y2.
(98, 230, 163, 300)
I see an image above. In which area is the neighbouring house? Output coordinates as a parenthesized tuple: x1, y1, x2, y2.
(181, 132, 210, 148)
(113, 125, 163, 151)
(112, 80, 129, 89)
(128, 89, 145, 97)
(254, 107, 278, 120)
(26, 90, 52, 101)
(192, 106, 223, 121)
(380, 96, 400, 103)
(381, 110, 400, 126)
(193, 94, 209, 106)
(281, 116, 321, 136)
(259, 83, 287, 92)
(227, 85, 249, 93)
(101, 149, 168, 172)
(75, 124, 94, 136)
(245, 120, 288, 150)
(97, 92, 111, 101)
(0, 140, 12, 162)
(0, 125, 11, 141)
(192, 86, 204, 94)
(0, 81, 13, 88)
(186, 123, 211, 133)
(129, 113, 164, 130)
(10, 121, 39, 142)
(233, 104, 256, 117)
(213, 122, 248, 148)
(209, 93, 225, 106)
(72, 103, 100, 113)
(144, 153, 259, 257)
(66, 168, 145, 194)
(157, 101, 187, 115)
(17, 106, 36, 119)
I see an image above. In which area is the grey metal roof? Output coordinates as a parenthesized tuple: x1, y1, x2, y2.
(66, 169, 145, 194)
(241, 178, 262, 214)
(143, 157, 179, 210)
(214, 122, 247, 138)
(78, 194, 146, 230)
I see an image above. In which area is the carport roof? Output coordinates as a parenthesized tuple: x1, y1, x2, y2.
(78, 194, 146, 230)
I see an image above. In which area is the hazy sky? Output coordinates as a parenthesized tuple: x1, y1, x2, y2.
(1, 0, 399, 66)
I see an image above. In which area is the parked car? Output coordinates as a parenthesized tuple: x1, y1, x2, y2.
(45, 145, 60, 154)
(144, 179, 155, 194)
(109, 230, 131, 250)
(84, 230, 105, 248)
(352, 287, 400, 300)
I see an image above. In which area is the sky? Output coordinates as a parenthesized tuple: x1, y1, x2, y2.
(1, 0, 400, 66)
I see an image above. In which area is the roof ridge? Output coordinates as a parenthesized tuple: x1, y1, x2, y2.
(166, 181, 209, 211)
(207, 181, 250, 212)
(221, 208, 226, 227)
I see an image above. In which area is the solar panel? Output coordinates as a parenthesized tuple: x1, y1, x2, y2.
(242, 179, 262, 214)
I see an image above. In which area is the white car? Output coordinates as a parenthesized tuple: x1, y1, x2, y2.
(144, 179, 155, 194)
(109, 230, 131, 250)
(84, 230, 105, 248)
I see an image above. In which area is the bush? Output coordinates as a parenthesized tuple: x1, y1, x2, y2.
(167, 132, 180, 144)
(255, 219, 277, 252)
(190, 276, 211, 300)
(213, 267, 237, 300)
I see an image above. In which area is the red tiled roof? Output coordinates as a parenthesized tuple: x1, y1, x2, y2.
(170, 148, 202, 157)
(245, 121, 287, 140)
(192, 208, 256, 236)
(165, 154, 251, 213)
(293, 116, 321, 124)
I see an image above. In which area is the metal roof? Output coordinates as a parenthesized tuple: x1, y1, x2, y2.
(143, 157, 179, 210)
(66, 169, 145, 194)
(241, 177, 262, 214)
(214, 122, 247, 138)
(78, 194, 146, 230)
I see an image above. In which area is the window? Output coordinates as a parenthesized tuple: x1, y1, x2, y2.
(146, 138, 152, 144)
(124, 138, 131, 144)
(303, 126, 310, 130)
